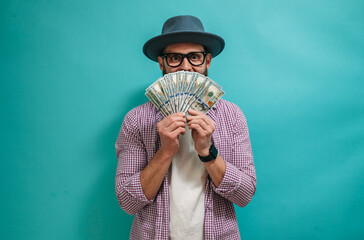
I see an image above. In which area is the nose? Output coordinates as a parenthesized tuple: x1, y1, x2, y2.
(178, 57, 193, 71)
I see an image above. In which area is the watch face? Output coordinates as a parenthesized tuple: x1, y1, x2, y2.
(210, 144, 218, 159)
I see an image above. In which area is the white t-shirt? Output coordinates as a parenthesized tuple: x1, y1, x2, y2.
(168, 126, 207, 240)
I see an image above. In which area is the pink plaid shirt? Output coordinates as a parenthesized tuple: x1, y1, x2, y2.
(115, 99, 256, 239)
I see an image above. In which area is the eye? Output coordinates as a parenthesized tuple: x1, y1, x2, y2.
(189, 52, 204, 63)
(168, 54, 182, 62)
(189, 53, 200, 60)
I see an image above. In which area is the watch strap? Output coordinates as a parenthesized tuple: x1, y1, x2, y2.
(198, 144, 218, 162)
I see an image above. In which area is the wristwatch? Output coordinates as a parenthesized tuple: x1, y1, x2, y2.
(198, 144, 218, 162)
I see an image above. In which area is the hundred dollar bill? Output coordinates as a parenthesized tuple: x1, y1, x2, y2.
(182, 73, 209, 113)
(179, 71, 190, 112)
(178, 71, 190, 112)
(168, 74, 178, 113)
(176, 71, 184, 112)
(169, 73, 179, 112)
(180, 72, 200, 112)
(191, 80, 225, 113)
(145, 90, 169, 117)
(158, 75, 174, 113)
(145, 71, 224, 116)
(147, 79, 172, 115)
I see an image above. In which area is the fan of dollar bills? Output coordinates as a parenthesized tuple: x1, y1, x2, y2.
(145, 71, 225, 117)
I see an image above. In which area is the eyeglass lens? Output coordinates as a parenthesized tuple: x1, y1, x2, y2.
(165, 52, 206, 67)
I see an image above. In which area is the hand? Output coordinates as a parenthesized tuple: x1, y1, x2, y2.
(187, 109, 215, 156)
(157, 112, 186, 157)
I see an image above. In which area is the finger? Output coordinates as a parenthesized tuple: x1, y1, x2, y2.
(187, 110, 214, 126)
(158, 114, 186, 128)
(165, 115, 186, 124)
(187, 118, 212, 132)
(161, 126, 186, 143)
(174, 126, 186, 136)
(171, 112, 186, 119)
(165, 121, 186, 133)
(169, 126, 186, 139)
(187, 115, 215, 131)
(166, 116, 186, 126)
(187, 108, 202, 116)
(187, 109, 213, 123)
(188, 124, 207, 137)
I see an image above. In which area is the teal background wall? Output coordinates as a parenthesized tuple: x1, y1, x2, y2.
(1, 0, 363, 239)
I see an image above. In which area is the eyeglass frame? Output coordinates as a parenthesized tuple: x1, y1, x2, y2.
(161, 51, 208, 67)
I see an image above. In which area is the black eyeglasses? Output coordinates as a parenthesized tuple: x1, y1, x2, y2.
(162, 52, 207, 67)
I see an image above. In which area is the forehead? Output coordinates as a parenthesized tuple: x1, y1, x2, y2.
(164, 43, 205, 53)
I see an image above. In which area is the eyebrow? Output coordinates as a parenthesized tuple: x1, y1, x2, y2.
(162, 46, 207, 55)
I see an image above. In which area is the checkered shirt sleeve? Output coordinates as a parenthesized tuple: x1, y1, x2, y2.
(210, 101, 257, 208)
(115, 108, 154, 215)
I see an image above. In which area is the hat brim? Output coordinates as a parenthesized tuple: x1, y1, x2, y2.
(143, 31, 225, 62)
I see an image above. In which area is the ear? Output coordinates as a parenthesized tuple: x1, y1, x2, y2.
(158, 56, 164, 71)
(205, 53, 212, 70)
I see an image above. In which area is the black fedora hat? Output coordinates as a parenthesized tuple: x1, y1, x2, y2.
(143, 15, 225, 62)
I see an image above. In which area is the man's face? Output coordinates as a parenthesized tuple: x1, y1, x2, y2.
(157, 43, 212, 76)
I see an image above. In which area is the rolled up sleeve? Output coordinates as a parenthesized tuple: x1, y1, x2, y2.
(211, 161, 256, 207)
(115, 110, 154, 215)
(211, 105, 257, 207)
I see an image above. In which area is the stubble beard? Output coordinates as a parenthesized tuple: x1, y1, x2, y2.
(162, 66, 208, 77)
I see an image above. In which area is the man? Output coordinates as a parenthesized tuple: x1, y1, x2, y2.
(115, 15, 256, 239)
